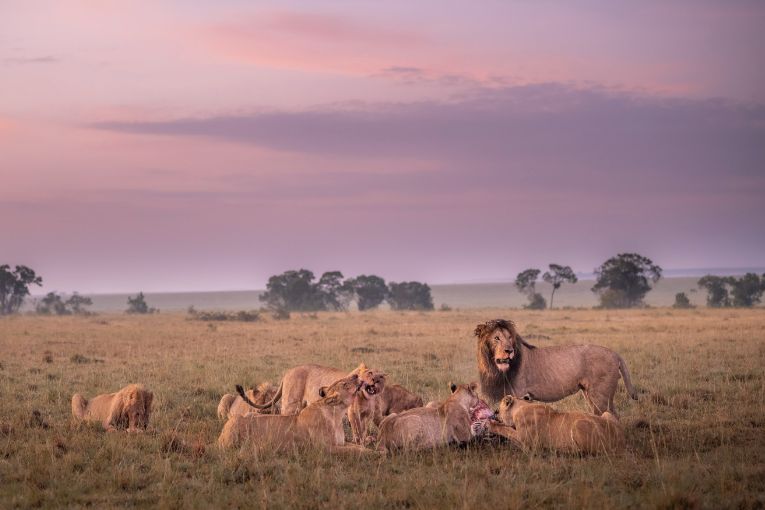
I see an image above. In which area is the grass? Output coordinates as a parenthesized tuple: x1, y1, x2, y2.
(0, 308, 763, 508)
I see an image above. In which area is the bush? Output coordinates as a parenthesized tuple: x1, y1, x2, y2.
(673, 292, 694, 309)
(524, 293, 547, 310)
(190, 310, 261, 322)
(126, 292, 157, 314)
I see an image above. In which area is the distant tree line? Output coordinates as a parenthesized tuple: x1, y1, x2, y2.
(697, 274, 765, 308)
(259, 270, 434, 313)
(516, 253, 662, 309)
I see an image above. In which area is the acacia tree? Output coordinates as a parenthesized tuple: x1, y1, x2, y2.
(387, 281, 434, 311)
(0, 264, 43, 315)
(697, 275, 731, 307)
(346, 275, 388, 311)
(514, 268, 546, 310)
(37, 292, 69, 315)
(591, 253, 662, 308)
(542, 264, 578, 309)
(728, 273, 764, 307)
(316, 271, 353, 311)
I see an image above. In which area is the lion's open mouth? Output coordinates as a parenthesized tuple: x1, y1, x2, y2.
(365, 385, 377, 395)
(495, 357, 512, 371)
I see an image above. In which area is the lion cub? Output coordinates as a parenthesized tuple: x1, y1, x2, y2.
(377, 382, 482, 451)
(488, 395, 625, 455)
(217, 382, 278, 420)
(218, 374, 375, 455)
(348, 371, 423, 445)
(71, 383, 153, 432)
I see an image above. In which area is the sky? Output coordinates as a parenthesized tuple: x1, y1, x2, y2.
(1, 0, 764, 293)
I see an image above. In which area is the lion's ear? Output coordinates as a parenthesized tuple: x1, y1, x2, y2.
(522, 393, 532, 401)
(449, 382, 457, 393)
(319, 386, 328, 398)
(469, 382, 478, 392)
(473, 324, 487, 338)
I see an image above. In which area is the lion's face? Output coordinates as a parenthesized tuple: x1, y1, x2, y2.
(487, 327, 516, 373)
(319, 374, 362, 406)
(125, 390, 152, 429)
(359, 369, 386, 399)
(450, 381, 481, 410)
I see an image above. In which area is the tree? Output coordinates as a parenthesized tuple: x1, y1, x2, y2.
(697, 275, 731, 307)
(673, 292, 694, 309)
(316, 271, 353, 311)
(36, 292, 70, 315)
(126, 292, 156, 314)
(728, 273, 764, 307)
(514, 268, 546, 309)
(592, 253, 662, 308)
(387, 281, 434, 311)
(542, 264, 578, 309)
(66, 293, 93, 315)
(259, 269, 321, 312)
(0, 264, 43, 315)
(346, 275, 388, 311)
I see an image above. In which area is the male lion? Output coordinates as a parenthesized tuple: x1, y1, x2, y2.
(348, 372, 423, 445)
(376, 382, 482, 451)
(245, 362, 374, 415)
(474, 319, 638, 415)
(218, 374, 375, 455)
(488, 395, 625, 455)
(71, 383, 153, 432)
(217, 382, 278, 420)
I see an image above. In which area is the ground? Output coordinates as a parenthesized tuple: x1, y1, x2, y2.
(0, 308, 763, 509)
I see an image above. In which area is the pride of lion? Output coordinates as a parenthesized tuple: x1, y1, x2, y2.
(69, 318, 637, 456)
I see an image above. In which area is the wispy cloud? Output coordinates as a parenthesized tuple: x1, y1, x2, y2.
(91, 83, 765, 196)
(2, 56, 58, 65)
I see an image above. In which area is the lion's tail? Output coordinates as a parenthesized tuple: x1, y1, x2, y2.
(236, 380, 282, 410)
(616, 354, 638, 400)
(217, 393, 237, 420)
(71, 394, 87, 420)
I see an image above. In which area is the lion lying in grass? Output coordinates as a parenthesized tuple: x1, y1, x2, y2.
(488, 395, 625, 455)
(246, 363, 374, 415)
(348, 372, 423, 445)
(474, 319, 638, 415)
(218, 374, 375, 455)
(71, 383, 153, 432)
(377, 382, 483, 451)
(217, 382, 278, 420)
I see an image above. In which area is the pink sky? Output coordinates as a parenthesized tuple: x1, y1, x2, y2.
(2, 1, 764, 293)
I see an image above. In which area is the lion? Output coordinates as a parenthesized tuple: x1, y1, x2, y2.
(487, 395, 625, 455)
(218, 374, 376, 455)
(217, 382, 278, 420)
(71, 383, 153, 432)
(474, 319, 638, 415)
(348, 372, 424, 445)
(376, 382, 483, 451)
(244, 362, 374, 415)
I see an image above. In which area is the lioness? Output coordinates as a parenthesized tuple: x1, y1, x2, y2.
(218, 374, 375, 455)
(246, 363, 373, 415)
(377, 382, 482, 451)
(348, 372, 423, 444)
(217, 382, 278, 420)
(474, 319, 638, 415)
(71, 383, 153, 432)
(488, 395, 625, 455)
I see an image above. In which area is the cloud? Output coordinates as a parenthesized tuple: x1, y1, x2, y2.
(92, 83, 765, 196)
(2, 56, 58, 65)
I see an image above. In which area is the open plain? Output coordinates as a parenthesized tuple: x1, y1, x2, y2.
(1, 308, 763, 509)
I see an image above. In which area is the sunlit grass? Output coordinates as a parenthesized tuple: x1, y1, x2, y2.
(1, 308, 763, 508)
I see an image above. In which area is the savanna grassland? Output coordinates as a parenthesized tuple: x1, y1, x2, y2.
(1, 308, 763, 509)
